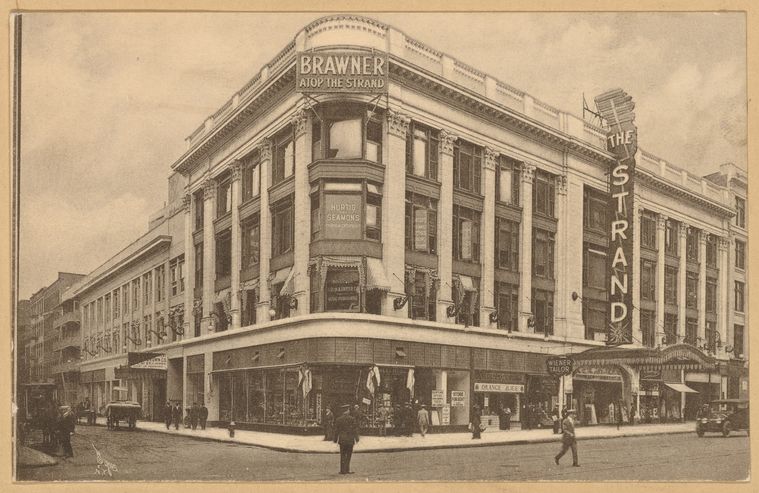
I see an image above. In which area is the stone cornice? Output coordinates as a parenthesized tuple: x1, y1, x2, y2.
(636, 170, 734, 218)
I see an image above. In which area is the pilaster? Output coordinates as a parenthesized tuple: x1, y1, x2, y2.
(519, 163, 535, 332)
(698, 231, 708, 342)
(292, 108, 311, 316)
(655, 214, 667, 342)
(479, 147, 497, 327)
(229, 161, 243, 329)
(718, 236, 730, 355)
(436, 129, 457, 322)
(562, 172, 585, 339)
(182, 193, 193, 339)
(202, 178, 217, 333)
(677, 223, 688, 340)
(256, 140, 273, 323)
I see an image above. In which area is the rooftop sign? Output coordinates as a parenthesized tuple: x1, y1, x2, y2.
(297, 51, 388, 93)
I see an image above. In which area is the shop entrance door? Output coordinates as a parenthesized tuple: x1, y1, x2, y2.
(152, 379, 167, 422)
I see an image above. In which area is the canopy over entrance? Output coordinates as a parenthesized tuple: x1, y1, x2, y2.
(570, 344, 716, 371)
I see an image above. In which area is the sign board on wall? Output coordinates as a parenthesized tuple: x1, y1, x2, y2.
(431, 390, 445, 407)
(324, 269, 360, 311)
(450, 390, 466, 407)
(128, 352, 168, 370)
(441, 405, 451, 425)
(414, 209, 429, 252)
(324, 194, 362, 239)
(297, 51, 388, 93)
(594, 89, 637, 346)
(546, 357, 573, 376)
(474, 383, 525, 393)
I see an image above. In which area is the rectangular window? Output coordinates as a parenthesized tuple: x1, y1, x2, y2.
(143, 273, 152, 307)
(366, 118, 382, 163)
(664, 313, 678, 345)
(706, 235, 718, 268)
(686, 272, 698, 309)
(452, 205, 480, 262)
(453, 139, 482, 194)
(122, 285, 129, 314)
(734, 281, 745, 312)
(736, 197, 746, 228)
(104, 294, 111, 324)
(241, 215, 260, 270)
(582, 299, 606, 341)
(495, 217, 519, 271)
(271, 196, 294, 256)
(533, 170, 555, 218)
(327, 117, 362, 159)
(132, 279, 140, 312)
(664, 266, 677, 305)
(406, 123, 439, 180)
(531, 288, 554, 335)
(194, 244, 203, 290)
(215, 232, 232, 278)
(272, 126, 294, 186)
(665, 220, 678, 256)
(194, 190, 204, 231)
(532, 228, 555, 279)
(170, 255, 185, 296)
(705, 277, 717, 313)
(495, 282, 519, 332)
(734, 324, 744, 357)
(217, 176, 232, 217)
(583, 188, 607, 232)
(640, 260, 656, 301)
(640, 213, 657, 249)
(452, 278, 479, 327)
(735, 240, 746, 269)
(640, 310, 656, 347)
(405, 193, 438, 254)
(496, 155, 520, 205)
(686, 227, 699, 261)
(241, 152, 261, 202)
(685, 318, 698, 346)
(366, 185, 382, 241)
(408, 270, 437, 322)
(155, 265, 165, 303)
(583, 245, 606, 289)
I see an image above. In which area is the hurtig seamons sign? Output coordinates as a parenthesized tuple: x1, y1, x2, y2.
(297, 52, 388, 93)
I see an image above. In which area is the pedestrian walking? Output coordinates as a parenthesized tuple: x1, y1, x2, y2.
(190, 402, 200, 430)
(616, 401, 623, 430)
(200, 403, 208, 430)
(323, 407, 335, 441)
(471, 404, 482, 439)
(403, 403, 414, 437)
(552, 407, 561, 434)
(164, 401, 173, 430)
(554, 409, 579, 467)
(630, 403, 636, 425)
(376, 405, 388, 437)
(417, 405, 430, 437)
(333, 404, 359, 474)
(58, 406, 76, 458)
(171, 403, 182, 430)
(503, 406, 512, 430)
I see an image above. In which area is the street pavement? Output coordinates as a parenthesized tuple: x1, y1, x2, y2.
(17, 423, 749, 482)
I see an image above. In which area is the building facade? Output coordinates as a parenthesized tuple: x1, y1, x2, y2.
(71, 15, 747, 431)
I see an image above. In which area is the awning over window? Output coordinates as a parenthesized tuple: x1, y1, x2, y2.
(366, 258, 390, 291)
(278, 267, 296, 297)
(240, 278, 259, 292)
(663, 382, 699, 394)
(457, 275, 477, 292)
(214, 288, 231, 304)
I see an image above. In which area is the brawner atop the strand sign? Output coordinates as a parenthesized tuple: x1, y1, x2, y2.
(594, 89, 637, 346)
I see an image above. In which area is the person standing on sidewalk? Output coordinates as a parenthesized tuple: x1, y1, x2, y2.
(164, 402, 173, 430)
(551, 407, 561, 434)
(171, 403, 182, 430)
(58, 406, 76, 458)
(333, 404, 359, 475)
(200, 403, 208, 430)
(323, 407, 335, 441)
(376, 405, 388, 437)
(471, 404, 482, 439)
(554, 409, 579, 467)
(190, 402, 200, 430)
(417, 405, 430, 437)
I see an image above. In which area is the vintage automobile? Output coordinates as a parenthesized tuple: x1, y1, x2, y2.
(104, 400, 142, 430)
(696, 399, 749, 437)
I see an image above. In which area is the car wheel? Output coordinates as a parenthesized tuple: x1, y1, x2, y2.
(722, 421, 731, 437)
(696, 427, 704, 437)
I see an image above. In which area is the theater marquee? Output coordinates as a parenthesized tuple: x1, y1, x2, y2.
(297, 51, 388, 93)
(594, 89, 637, 346)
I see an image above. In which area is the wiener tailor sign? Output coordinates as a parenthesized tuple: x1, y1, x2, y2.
(594, 89, 637, 346)
(297, 52, 388, 93)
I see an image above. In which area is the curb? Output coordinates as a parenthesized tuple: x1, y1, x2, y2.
(87, 422, 695, 454)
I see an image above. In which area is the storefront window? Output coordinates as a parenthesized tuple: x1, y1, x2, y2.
(405, 193, 437, 254)
(406, 123, 439, 180)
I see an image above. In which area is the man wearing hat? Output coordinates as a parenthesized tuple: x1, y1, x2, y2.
(333, 404, 359, 474)
(554, 408, 579, 467)
(417, 404, 430, 437)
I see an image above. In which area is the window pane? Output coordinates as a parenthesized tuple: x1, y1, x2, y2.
(329, 119, 362, 158)
(498, 168, 512, 203)
(413, 136, 427, 176)
(283, 142, 294, 178)
(461, 220, 472, 260)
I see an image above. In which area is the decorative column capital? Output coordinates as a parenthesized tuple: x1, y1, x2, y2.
(484, 147, 499, 171)
(556, 174, 568, 196)
(718, 236, 730, 252)
(260, 138, 273, 161)
(678, 223, 689, 239)
(438, 129, 458, 157)
(291, 109, 309, 138)
(387, 110, 410, 138)
(229, 160, 243, 181)
(202, 178, 217, 200)
(656, 214, 668, 230)
(521, 163, 536, 184)
(699, 231, 709, 245)
(182, 193, 192, 213)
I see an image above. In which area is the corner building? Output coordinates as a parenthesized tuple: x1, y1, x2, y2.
(75, 15, 748, 431)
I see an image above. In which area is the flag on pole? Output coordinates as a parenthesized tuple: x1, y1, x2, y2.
(302, 368, 312, 398)
(372, 365, 381, 387)
(406, 368, 415, 398)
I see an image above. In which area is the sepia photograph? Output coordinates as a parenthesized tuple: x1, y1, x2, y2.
(11, 9, 750, 484)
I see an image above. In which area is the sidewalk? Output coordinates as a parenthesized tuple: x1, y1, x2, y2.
(17, 445, 59, 468)
(86, 417, 694, 453)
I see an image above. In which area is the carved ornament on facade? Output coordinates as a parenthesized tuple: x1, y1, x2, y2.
(718, 236, 730, 252)
(656, 214, 668, 230)
(291, 109, 309, 138)
(699, 231, 709, 245)
(202, 177, 217, 200)
(386, 110, 410, 138)
(678, 222, 689, 239)
(483, 147, 499, 171)
(521, 163, 536, 184)
(230, 160, 243, 182)
(182, 193, 192, 213)
(556, 174, 568, 196)
(260, 139, 273, 161)
(438, 129, 458, 157)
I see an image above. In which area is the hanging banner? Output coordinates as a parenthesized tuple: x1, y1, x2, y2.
(297, 51, 388, 93)
(594, 89, 637, 346)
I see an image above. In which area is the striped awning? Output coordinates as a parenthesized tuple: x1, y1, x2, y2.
(365, 258, 390, 291)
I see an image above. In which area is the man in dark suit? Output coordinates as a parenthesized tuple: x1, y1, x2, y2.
(172, 403, 182, 430)
(164, 402, 173, 430)
(199, 404, 209, 430)
(554, 408, 579, 467)
(333, 404, 359, 474)
(58, 406, 76, 458)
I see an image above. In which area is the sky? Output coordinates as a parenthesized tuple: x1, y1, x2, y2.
(18, 12, 747, 299)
